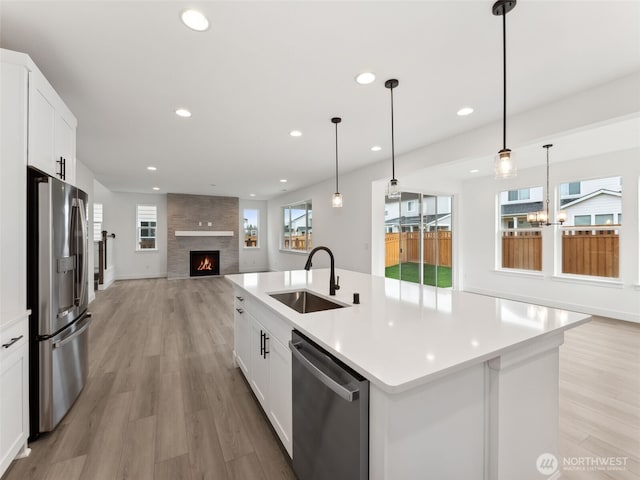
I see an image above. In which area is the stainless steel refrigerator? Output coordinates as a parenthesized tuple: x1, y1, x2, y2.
(27, 167, 91, 438)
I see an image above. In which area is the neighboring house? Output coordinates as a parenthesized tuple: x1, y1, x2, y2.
(561, 189, 622, 226)
(385, 195, 452, 232)
(500, 177, 621, 228)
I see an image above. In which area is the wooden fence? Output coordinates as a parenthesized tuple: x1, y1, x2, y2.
(502, 230, 542, 271)
(385, 231, 452, 267)
(501, 227, 620, 277)
(562, 227, 619, 278)
(283, 235, 311, 251)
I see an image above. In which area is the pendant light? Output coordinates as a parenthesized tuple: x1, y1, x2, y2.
(493, 0, 517, 179)
(385, 78, 401, 199)
(331, 117, 343, 208)
(527, 144, 567, 226)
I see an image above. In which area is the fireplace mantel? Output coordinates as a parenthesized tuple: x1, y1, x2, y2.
(174, 230, 234, 237)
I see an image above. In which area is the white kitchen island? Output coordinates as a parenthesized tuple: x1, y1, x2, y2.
(226, 269, 591, 480)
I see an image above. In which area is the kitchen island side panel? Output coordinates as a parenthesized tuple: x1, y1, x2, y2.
(369, 362, 485, 480)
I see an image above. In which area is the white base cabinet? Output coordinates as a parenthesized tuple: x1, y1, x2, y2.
(0, 314, 30, 477)
(233, 288, 292, 456)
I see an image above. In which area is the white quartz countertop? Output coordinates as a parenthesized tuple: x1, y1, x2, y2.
(226, 269, 591, 393)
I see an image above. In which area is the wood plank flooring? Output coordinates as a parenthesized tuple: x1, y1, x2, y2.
(2, 278, 295, 480)
(2, 278, 638, 479)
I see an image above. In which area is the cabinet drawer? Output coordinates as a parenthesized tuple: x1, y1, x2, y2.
(0, 316, 28, 361)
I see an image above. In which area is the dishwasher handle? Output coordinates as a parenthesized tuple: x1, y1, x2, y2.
(289, 339, 360, 402)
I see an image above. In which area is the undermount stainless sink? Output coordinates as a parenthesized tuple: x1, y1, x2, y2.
(269, 290, 347, 314)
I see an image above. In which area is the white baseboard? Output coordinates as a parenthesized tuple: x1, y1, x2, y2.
(114, 273, 167, 281)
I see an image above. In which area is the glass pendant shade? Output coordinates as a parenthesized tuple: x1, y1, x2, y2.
(557, 210, 567, 223)
(494, 148, 516, 178)
(332, 192, 343, 208)
(330, 117, 343, 208)
(387, 178, 401, 199)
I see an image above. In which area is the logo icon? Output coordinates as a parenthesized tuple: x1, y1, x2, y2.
(537, 453, 558, 475)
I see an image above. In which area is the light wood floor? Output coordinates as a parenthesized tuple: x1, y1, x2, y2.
(3, 277, 296, 480)
(2, 278, 638, 480)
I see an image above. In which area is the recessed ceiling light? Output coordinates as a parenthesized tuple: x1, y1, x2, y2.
(457, 107, 474, 116)
(147, 166, 157, 171)
(181, 10, 209, 32)
(289, 130, 302, 137)
(371, 145, 382, 152)
(469, 169, 480, 173)
(175, 108, 191, 117)
(355, 72, 376, 85)
(249, 193, 256, 197)
(280, 179, 287, 183)
(152, 187, 160, 191)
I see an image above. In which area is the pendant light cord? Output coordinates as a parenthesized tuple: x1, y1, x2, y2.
(390, 85, 396, 180)
(335, 121, 339, 192)
(545, 145, 551, 220)
(502, 10, 507, 151)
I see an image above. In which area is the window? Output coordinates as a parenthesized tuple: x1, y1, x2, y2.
(243, 209, 259, 248)
(136, 205, 157, 250)
(507, 188, 530, 202)
(282, 200, 312, 252)
(560, 176, 621, 278)
(574, 215, 591, 226)
(594, 214, 614, 225)
(93, 203, 103, 242)
(560, 182, 581, 196)
(385, 192, 453, 288)
(407, 200, 416, 212)
(499, 186, 543, 271)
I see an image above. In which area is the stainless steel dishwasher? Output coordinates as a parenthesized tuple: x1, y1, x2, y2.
(290, 330, 369, 480)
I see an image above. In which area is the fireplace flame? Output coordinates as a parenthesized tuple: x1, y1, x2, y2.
(197, 257, 213, 271)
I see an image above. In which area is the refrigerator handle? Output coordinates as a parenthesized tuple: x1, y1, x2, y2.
(73, 198, 88, 307)
(77, 198, 87, 307)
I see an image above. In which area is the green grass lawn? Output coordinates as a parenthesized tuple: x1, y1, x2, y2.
(385, 262, 452, 288)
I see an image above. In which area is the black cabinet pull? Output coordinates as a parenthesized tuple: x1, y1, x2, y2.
(2, 335, 23, 349)
(263, 333, 269, 358)
(235, 296, 244, 302)
(260, 330, 264, 356)
(62, 157, 66, 179)
(235, 307, 244, 314)
(57, 157, 64, 178)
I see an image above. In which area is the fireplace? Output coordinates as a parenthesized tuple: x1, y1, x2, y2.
(189, 250, 220, 277)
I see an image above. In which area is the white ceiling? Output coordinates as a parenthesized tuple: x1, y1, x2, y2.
(1, 1, 639, 198)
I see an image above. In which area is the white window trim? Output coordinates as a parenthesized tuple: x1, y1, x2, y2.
(281, 200, 312, 253)
(243, 208, 260, 249)
(136, 204, 158, 252)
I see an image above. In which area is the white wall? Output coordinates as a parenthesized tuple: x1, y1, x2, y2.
(93, 183, 167, 280)
(461, 148, 639, 323)
(74, 160, 96, 302)
(239, 199, 269, 272)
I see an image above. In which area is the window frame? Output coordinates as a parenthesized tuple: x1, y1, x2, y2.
(281, 200, 312, 253)
(136, 204, 158, 251)
(243, 208, 260, 249)
(559, 175, 622, 279)
(93, 203, 103, 242)
(498, 186, 543, 272)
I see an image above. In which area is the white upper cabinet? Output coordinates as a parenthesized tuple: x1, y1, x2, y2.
(27, 65, 77, 184)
